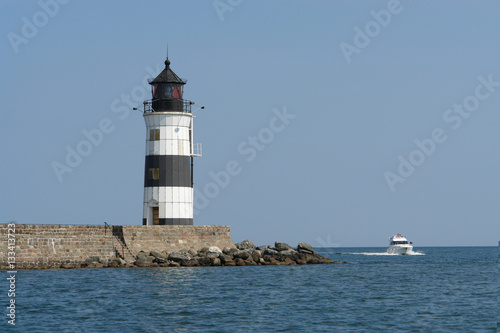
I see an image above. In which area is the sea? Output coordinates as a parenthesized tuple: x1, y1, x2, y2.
(4, 246, 497, 332)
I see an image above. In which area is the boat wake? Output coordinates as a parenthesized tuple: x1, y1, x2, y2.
(343, 250, 425, 256)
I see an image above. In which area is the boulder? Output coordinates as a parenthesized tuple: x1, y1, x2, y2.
(235, 240, 256, 250)
(224, 259, 236, 266)
(134, 261, 150, 267)
(188, 249, 197, 257)
(266, 257, 279, 265)
(181, 259, 199, 267)
(275, 241, 293, 251)
(207, 246, 222, 257)
(263, 248, 279, 256)
(244, 258, 258, 266)
(108, 261, 120, 268)
(153, 257, 167, 264)
(222, 247, 234, 254)
(233, 250, 250, 260)
(280, 249, 297, 256)
(251, 250, 262, 262)
(305, 254, 320, 264)
(109, 258, 122, 267)
(136, 251, 148, 259)
(225, 248, 239, 256)
(135, 256, 155, 267)
(150, 250, 166, 259)
(219, 254, 234, 265)
(235, 258, 246, 266)
(320, 257, 334, 264)
(197, 256, 212, 266)
(168, 252, 191, 262)
(294, 253, 307, 265)
(211, 258, 221, 266)
(296, 242, 316, 254)
(256, 245, 270, 251)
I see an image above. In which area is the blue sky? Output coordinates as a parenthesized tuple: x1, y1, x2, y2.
(1, 0, 499, 246)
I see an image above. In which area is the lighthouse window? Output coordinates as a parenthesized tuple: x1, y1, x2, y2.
(149, 129, 160, 141)
(148, 168, 159, 180)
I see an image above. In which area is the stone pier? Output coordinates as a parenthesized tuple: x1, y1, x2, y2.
(0, 224, 234, 269)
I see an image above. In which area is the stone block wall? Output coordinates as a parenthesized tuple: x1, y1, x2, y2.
(0, 224, 115, 269)
(120, 225, 235, 254)
(0, 224, 235, 269)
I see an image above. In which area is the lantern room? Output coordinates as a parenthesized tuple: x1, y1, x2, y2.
(148, 58, 187, 112)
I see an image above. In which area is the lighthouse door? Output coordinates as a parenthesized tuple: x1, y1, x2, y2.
(152, 207, 159, 225)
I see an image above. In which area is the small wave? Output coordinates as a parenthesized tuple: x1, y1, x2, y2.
(343, 252, 398, 256)
(343, 251, 425, 256)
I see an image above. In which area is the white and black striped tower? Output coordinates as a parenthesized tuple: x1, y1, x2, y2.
(142, 57, 201, 225)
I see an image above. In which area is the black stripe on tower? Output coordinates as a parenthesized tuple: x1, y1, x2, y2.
(142, 218, 192, 225)
(159, 218, 193, 225)
(144, 155, 192, 187)
(142, 218, 193, 225)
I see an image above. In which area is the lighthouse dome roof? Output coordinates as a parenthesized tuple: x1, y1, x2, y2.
(149, 58, 186, 85)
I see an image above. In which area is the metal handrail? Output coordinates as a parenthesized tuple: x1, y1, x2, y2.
(143, 99, 193, 113)
(104, 221, 110, 236)
(112, 227, 137, 260)
(103, 222, 137, 260)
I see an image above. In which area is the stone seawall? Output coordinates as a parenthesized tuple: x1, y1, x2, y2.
(119, 225, 234, 254)
(0, 224, 115, 269)
(0, 224, 234, 269)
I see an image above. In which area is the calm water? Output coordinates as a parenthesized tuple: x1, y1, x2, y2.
(4, 247, 497, 332)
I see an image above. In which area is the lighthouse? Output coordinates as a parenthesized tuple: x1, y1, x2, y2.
(142, 57, 201, 225)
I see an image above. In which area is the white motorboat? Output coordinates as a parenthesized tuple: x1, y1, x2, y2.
(387, 234, 413, 255)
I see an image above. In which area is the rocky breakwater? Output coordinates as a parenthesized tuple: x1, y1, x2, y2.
(111, 240, 341, 268)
